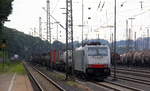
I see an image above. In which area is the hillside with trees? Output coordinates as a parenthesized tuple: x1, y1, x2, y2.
(0, 27, 54, 59)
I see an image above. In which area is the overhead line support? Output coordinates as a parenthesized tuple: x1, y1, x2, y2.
(65, 0, 74, 80)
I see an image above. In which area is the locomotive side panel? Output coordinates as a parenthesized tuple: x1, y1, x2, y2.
(74, 50, 85, 72)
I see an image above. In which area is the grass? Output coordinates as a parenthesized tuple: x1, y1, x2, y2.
(0, 51, 9, 60)
(0, 61, 26, 75)
(47, 70, 66, 80)
(66, 80, 78, 86)
(47, 70, 78, 86)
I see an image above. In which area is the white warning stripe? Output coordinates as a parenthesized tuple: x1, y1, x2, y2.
(8, 73, 16, 91)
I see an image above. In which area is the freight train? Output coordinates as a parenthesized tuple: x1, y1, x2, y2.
(30, 42, 111, 80)
(120, 50, 150, 67)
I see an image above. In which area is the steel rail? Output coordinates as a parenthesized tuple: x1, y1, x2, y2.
(104, 81, 143, 91)
(111, 75, 150, 86)
(111, 69, 150, 78)
(23, 63, 44, 91)
(93, 82, 120, 91)
(32, 66, 66, 91)
(112, 67, 150, 74)
(24, 62, 66, 91)
(92, 80, 143, 91)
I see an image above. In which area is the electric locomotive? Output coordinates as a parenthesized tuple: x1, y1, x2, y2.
(74, 42, 111, 79)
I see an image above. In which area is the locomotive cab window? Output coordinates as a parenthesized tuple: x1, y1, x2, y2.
(88, 47, 97, 56)
(88, 47, 108, 56)
(97, 47, 108, 56)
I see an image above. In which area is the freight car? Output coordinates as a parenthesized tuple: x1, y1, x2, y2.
(111, 53, 121, 65)
(30, 53, 50, 66)
(120, 50, 150, 67)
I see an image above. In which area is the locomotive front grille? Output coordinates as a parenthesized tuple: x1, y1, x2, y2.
(86, 68, 110, 76)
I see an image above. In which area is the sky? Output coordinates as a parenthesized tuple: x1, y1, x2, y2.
(5, 0, 150, 43)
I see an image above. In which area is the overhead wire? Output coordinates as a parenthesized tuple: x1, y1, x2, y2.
(95, 0, 150, 31)
(51, 0, 60, 15)
(86, 0, 106, 31)
(97, 0, 101, 10)
(100, 1, 105, 11)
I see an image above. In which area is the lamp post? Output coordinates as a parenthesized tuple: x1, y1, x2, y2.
(113, 0, 117, 81)
(128, 17, 135, 51)
(81, 0, 84, 47)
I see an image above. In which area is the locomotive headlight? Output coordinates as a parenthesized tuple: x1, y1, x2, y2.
(104, 69, 108, 72)
(104, 68, 110, 73)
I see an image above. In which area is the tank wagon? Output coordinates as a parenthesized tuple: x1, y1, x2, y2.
(120, 50, 150, 66)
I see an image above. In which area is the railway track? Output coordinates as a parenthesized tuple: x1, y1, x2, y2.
(111, 73, 150, 85)
(113, 67, 150, 74)
(93, 81, 143, 91)
(38, 68, 141, 91)
(24, 62, 65, 91)
(111, 67, 150, 87)
(30, 64, 145, 91)
(111, 68, 150, 78)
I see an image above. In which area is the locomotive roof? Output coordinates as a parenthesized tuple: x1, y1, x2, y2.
(75, 44, 109, 51)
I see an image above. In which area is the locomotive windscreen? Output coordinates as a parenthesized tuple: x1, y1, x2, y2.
(88, 47, 108, 56)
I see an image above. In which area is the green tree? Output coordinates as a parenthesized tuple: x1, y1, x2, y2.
(0, 0, 14, 31)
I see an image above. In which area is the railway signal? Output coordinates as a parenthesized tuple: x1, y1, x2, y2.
(0, 39, 7, 71)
